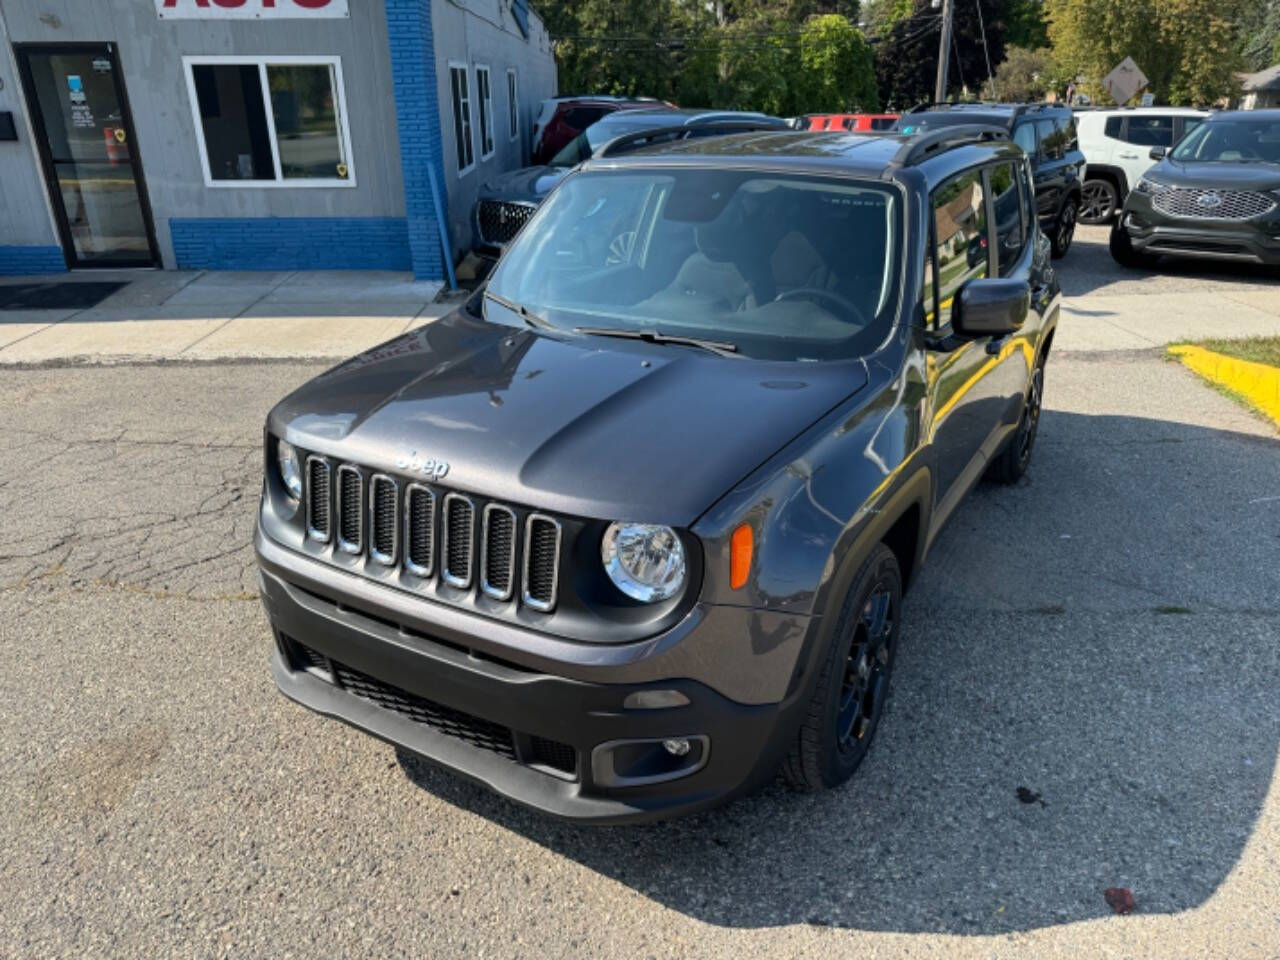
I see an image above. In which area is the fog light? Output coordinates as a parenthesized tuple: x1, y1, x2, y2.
(622, 689, 690, 710)
(662, 737, 691, 757)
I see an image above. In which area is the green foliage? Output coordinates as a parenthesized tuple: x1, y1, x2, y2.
(538, 1, 878, 115)
(1003, 0, 1049, 49)
(799, 15, 881, 111)
(1238, 0, 1280, 71)
(992, 45, 1055, 101)
(875, 0, 1007, 108)
(1045, 0, 1247, 105)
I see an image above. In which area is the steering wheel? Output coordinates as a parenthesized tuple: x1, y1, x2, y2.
(773, 287, 869, 326)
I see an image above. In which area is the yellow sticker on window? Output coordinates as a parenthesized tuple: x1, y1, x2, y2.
(336, 163, 348, 178)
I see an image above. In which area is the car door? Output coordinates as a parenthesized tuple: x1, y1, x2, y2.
(923, 167, 1003, 511)
(1032, 118, 1065, 231)
(1116, 114, 1176, 189)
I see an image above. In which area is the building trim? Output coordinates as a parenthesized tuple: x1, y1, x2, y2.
(0, 246, 67, 276)
(170, 217, 410, 271)
(384, 0, 446, 281)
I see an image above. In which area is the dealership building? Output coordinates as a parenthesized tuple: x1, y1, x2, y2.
(0, 0, 554, 279)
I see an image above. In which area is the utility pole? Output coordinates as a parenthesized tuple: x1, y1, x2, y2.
(934, 0, 955, 104)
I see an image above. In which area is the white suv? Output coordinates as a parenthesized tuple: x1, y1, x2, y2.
(1076, 108, 1209, 223)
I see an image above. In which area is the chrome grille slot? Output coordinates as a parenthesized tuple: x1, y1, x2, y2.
(336, 465, 364, 554)
(481, 504, 517, 600)
(1151, 187, 1277, 221)
(523, 514, 561, 612)
(305, 456, 331, 542)
(442, 493, 475, 588)
(368, 474, 398, 565)
(404, 484, 437, 578)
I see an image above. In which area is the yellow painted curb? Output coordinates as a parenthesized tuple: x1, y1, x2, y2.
(1168, 345, 1280, 426)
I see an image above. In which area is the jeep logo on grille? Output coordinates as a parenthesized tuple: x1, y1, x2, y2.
(1197, 194, 1223, 208)
(395, 452, 449, 481)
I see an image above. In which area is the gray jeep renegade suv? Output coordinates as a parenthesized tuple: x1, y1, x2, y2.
(256, 126, 1060, 823)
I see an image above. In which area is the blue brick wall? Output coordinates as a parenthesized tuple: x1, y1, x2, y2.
(169, 218, 412, 271)
(385, 0, 447, 281)
(0, 246, 67, 276)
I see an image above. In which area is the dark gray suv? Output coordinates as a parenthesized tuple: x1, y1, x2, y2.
(1110, 109, 1280, 268)
(256, 126, 1060, 823)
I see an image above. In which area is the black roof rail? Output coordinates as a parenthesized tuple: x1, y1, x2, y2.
(890, 124, 1010, 166)
(594, 121, 789, 159)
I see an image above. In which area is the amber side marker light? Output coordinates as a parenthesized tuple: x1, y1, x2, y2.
(730, 524, 753, 590)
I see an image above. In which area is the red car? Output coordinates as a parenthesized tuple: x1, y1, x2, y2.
(805, 113, 901, 132)
(531, 97, 671, 165)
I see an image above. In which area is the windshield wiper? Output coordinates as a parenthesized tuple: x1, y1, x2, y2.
(574, 326, 741, 358)
(483, 289, 552, 329)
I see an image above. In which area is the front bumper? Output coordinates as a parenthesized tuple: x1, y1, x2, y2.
(257, 529, 818, 823)
(1121, 198, 1280, 265)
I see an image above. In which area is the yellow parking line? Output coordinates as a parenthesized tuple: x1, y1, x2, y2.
(1168, 345, 1280, 427)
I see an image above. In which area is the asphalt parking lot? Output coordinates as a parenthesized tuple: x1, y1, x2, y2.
(2, 227, 1279, 958)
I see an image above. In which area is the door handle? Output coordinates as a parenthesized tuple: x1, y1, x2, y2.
(1117, 151, 1140, 159)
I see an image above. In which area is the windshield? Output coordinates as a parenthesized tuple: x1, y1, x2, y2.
(485, 169, 903, 361)
(1170, 117, 1280, 164)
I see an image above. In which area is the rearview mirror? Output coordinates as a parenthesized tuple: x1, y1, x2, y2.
(952, 278, 1029, 339)
(1149, 145, 1167, 161)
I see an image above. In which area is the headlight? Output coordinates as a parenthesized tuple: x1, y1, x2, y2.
(1135, 177, 1162, 195)
(601, 522, 687, 603)
(276, 439, 302, 500)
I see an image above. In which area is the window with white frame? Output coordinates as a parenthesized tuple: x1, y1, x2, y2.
(506, 68, 519, 141)
(184, 56, 353, 187)
(449, 62, 475, 175)
(475, 65, 495, 159)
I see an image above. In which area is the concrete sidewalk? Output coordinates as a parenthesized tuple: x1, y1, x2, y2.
(0, 269, 451, 364)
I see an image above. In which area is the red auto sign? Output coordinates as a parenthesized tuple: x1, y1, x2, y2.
(157, 0, 350, 18)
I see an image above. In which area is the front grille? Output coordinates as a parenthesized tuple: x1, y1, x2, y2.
(477, 199, 535, 246)
(331, 659, 518, 760)
(404, 484, 436, 577)
(337, 465, 364, 554)
(523, 515, 561, 612)
(442, 494, 475, 588)
(305, 457, 331, 542)
(301, 456, 564, 614)
(1151, 187, 1277, 221)
(369, 475, 398, 565)
(284, 637, 578, 779)
(482, 505, 517, 600)
(529, 736, 577, 776)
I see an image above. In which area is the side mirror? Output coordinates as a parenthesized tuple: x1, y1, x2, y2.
(1149, 145, 1167, 161)
(953, 278, 1029, 339)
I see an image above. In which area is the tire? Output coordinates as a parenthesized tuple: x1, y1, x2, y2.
(783, 543, 902, 792)
(1051, 197, 1078, 259)
(987, 357, 1044, 484)
(1079, 178, 1118, 225)
(1108, 220, 1159, 269)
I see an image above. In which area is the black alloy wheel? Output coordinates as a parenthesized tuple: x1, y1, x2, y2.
(987, 359, 1045, 484)
(1079, 179, 1118, 225)
(783, 543, 902, 791)
(1051, 199, 1077, 258)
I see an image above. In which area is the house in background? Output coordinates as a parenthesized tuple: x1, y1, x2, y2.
(1238, 65, 1280, 110)
(0, 0, 555, 280)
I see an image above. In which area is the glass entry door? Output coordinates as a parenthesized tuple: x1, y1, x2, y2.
(17, 44, 159, 268)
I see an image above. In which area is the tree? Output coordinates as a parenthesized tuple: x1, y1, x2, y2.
(1045, 0, 1247, 105)
(875, 0, 1007, 107)
(1238, 0, 1280, 72)
(992, 45, 1054, 101)
(799, 14, 881, 110)
(1003, 0, 1049, 49)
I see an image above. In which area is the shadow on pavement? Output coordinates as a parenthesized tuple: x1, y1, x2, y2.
(1060, 227, 1280, 297)
(398, 404, 1280, 935)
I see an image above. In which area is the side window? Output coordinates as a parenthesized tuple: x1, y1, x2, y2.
(931, 171, 988, 329)
(1104, 116, 1123, 139)
(1125, 115, 1174, 147)
(1013, 122, 1037, 157)
(1057, 115, 1077, 150)
(1036, 119, 1063, 160)
(1180, 117, 1204, 140)
(1020, 161, 1037, 232)
(989, 162, 1025, 276)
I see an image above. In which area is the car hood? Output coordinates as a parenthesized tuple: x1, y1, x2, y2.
(1153, 160, 1280, 191)
(270, 309, 867, 527)
(478, 165, 569, 203)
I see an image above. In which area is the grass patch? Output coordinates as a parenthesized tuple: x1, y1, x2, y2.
(1191, 337, 1280, 368)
